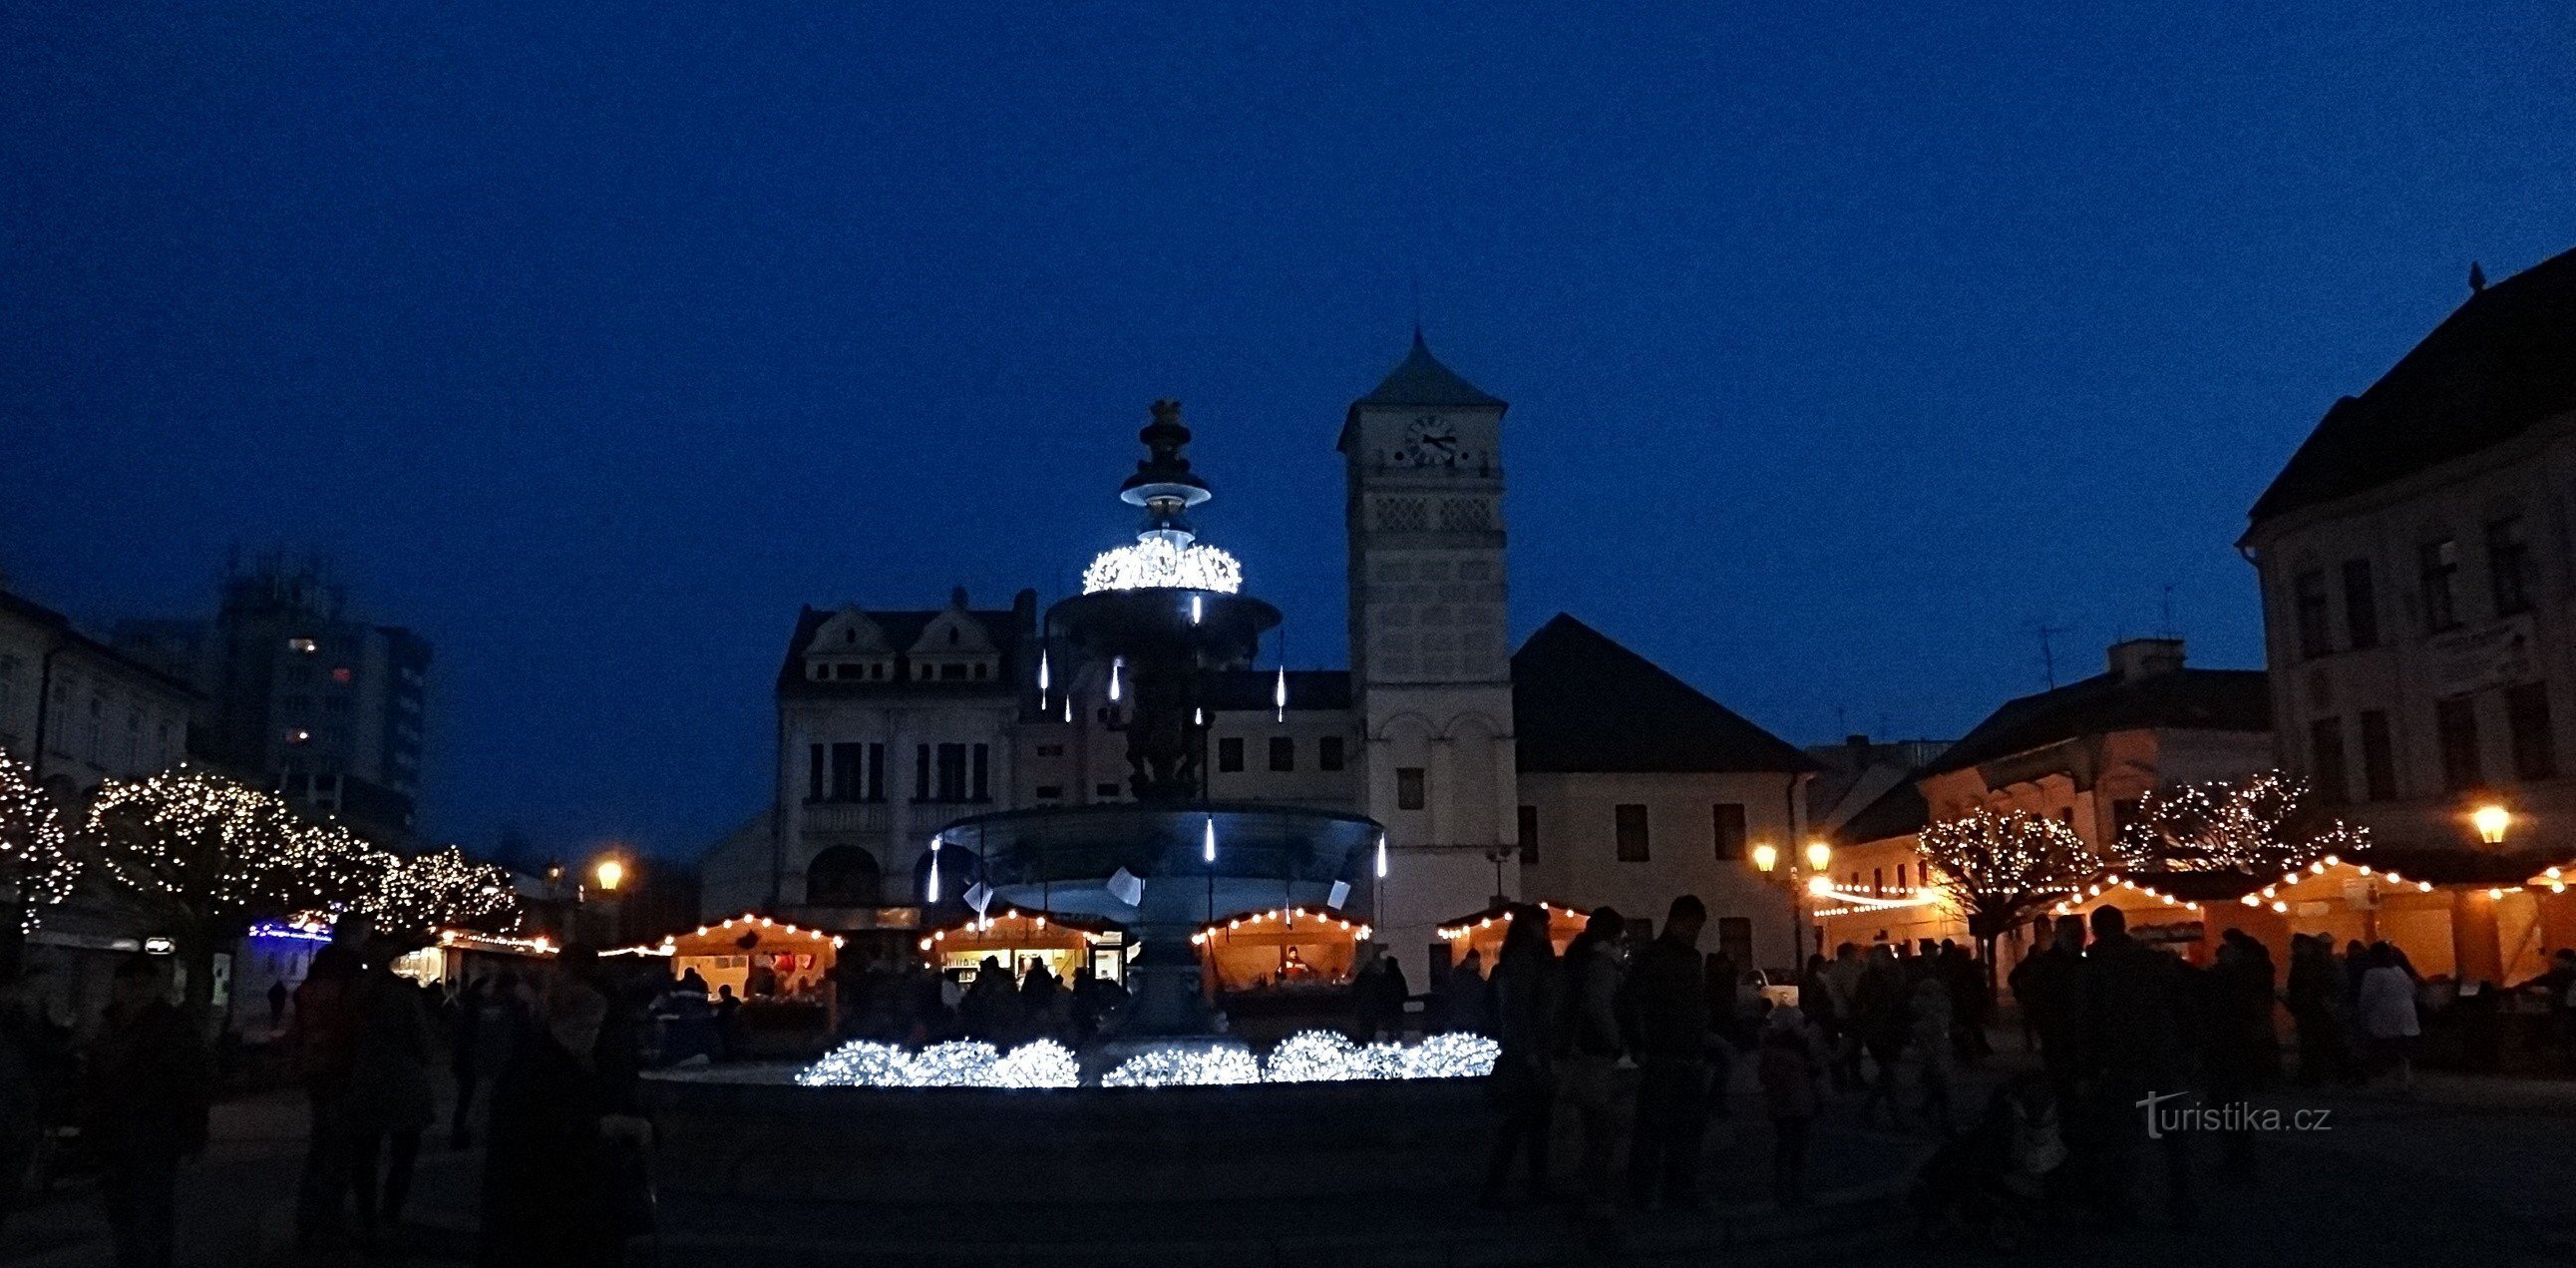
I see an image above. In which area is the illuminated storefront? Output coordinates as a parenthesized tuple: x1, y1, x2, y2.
(920, 910, 1126, 986)
(1193, 907, 1370, 994)
(1433, 901, 1589, 970)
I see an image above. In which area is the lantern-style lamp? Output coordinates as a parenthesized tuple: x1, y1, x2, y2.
(1750, 842, 1780, 874)
(593, 857, 626, 893)
(1804, 840, 1833, 872)
(2472, 803, 2512, 845)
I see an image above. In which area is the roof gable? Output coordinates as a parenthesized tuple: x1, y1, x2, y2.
(1923, 667, 2271, 777)
(2249, 247, 2576, 528)
(1511, 615, 1817, 774)
(805, 607, 891, 656)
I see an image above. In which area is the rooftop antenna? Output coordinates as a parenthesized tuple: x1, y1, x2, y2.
(2469, 261, 2487, 293)
(1410, 274, 1423, 337)
(2158, 584, 2179, 639)
(2031, 621, 2071, 689)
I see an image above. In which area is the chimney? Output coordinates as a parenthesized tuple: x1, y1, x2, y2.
(949, 586, 970, 610)
(2106, 637, 2186, 681)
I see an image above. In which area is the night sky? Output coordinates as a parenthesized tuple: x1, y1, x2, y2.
(6, 2, 2570, 861)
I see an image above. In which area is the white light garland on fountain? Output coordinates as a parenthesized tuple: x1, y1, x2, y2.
(795, 1039, 1081, 1089)
(1082, 537, 1243, 595)
(1101, 1046, 1263, 1088)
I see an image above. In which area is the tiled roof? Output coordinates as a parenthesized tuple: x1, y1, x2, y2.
(1833, 778, 1930, 846)
(1512, 615, 1817, 774)
(2248, 247, 2576, 528)
(1921, 667, 2270, 777)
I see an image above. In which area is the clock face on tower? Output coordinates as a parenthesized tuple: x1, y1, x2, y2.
(1399, 414, 1461, 467)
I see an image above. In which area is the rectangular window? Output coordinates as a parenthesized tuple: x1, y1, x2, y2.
(2308, 717, 2350, 805)
(1614, 804, 1650, 862)
(2508, 681, 2557, 782)
(2420, 539, 2461, 633)
(1035, 743, 1064, 757)
(971, 743, 990, 800)
(1517, 804, 1539, 865)
(1095, 781, 1121, 798)
(1217, 737, 1245, 773)
(2359, 710, 2398, 801)
(830, 741, 863, 801)
(2342, 559, 2380, 650)
(2293, 570, 2333, 659)
(915, 744, 931, 801)
(1268, 736, 1295, 772)
(2488, 516, 2535, 617)
(867, 742, 886, 801)
(1873, 867, 1884, 895)
(1035, 784, 1063, 799)
(1396, 767, 1426, 810)
(1716, 917, 1753, 972)
(1710, 803, 1746, 860)
(808, 744, 826, 801)
(1896, 863, 1908, 890)
(2435, 697, 2482, 793)
(1318, 736, 1346, 771)
(935, 743, 968, 801)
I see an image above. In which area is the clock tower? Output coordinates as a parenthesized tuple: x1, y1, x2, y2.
(1340, 331, 1518, 978)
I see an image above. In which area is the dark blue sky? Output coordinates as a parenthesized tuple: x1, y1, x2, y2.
(6, 2, 2570, 861)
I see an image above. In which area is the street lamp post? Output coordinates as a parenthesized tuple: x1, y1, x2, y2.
(1751, 839, 1832, 977)
(592, 856, 626, 945)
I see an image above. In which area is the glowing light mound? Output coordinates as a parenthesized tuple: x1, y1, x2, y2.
(1101, 1046, 1263, 1088)
(796, 1040, 1079, 1089)
(1081, 538, 1243, 595)
(794, 1033, 1495, 1089)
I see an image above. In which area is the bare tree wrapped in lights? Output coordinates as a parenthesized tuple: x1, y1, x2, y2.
(0, 746, 77, 978)
(83, 768, 373, 1017)
(1917, 808, 2103, 961)
(360, 844, 523, 937)
(2111, 770, 2368, 875)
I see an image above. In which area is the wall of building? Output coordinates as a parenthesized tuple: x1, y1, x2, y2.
(1516, 769, 1801, 975)
(2248, 409, 2576, 859)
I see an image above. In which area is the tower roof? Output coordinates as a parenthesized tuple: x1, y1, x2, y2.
(1352, 330, 1506, 410)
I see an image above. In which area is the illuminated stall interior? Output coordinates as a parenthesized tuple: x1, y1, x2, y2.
(391, 928, 560, 987)
(1193, 907, 1371, 993)
(920, 910, 1126, 986)
(1434, 901, 1589, 971)
(672, 914, 844, 1001)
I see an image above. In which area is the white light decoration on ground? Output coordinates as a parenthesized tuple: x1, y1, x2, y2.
(1082, 537, 1243, 595)
(796, 1041, 911, 1087)
(981, 1040, 1081, 1088)
(1102, 1046, 1262, 1088)
(1402, 1033, 1500, 1079)
(1263, 1030, 1365, 1082)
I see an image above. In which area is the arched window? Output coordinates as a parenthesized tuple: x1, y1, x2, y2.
(806, 846, 883, 907)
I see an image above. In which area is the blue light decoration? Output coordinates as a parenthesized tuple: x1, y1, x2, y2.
(248, 919, 333, 944)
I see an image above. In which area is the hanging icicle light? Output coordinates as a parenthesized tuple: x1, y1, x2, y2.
(1109, 657, 1124, 703)
(1203, 816, 1218, 863)
(1194, 706, 1204, 726)
(1273, 665, 1288, 722)
(1190, 593, 1203, 626)
(926, 833, 943, 903)
(1062, 695, 1072, 723)
(1036, 647, 1050, 706)
(1375, 831, 1389, 879)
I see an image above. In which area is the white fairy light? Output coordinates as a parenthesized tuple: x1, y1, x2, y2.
(926, 833, 942, 903)
(1082, 538, 1243, 595)
(1403, 1033, 1501, 1079)
(1264, 1030, 1365, 1082)
(1102, 1046, 1261, 1088)
(1191, 593, 1203, 625)
(1374, 832, 1388, 880)
(1109, 657, 1123, 702)
(979, 1039, 1080, 1089)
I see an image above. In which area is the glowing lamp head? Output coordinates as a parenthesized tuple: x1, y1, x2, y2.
(592, 858, 625, 893)
(1750, 843, 1779, 874)
(2473, 803, 2512, 845)
(1804, 875, 1832, 897)
(1804, 840, 1833, 872)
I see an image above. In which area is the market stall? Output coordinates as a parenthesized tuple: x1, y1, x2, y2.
(1193, 907, 1371, 994)
(920, 910, 1127, 987)
(1432, 901, 1589, 973)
